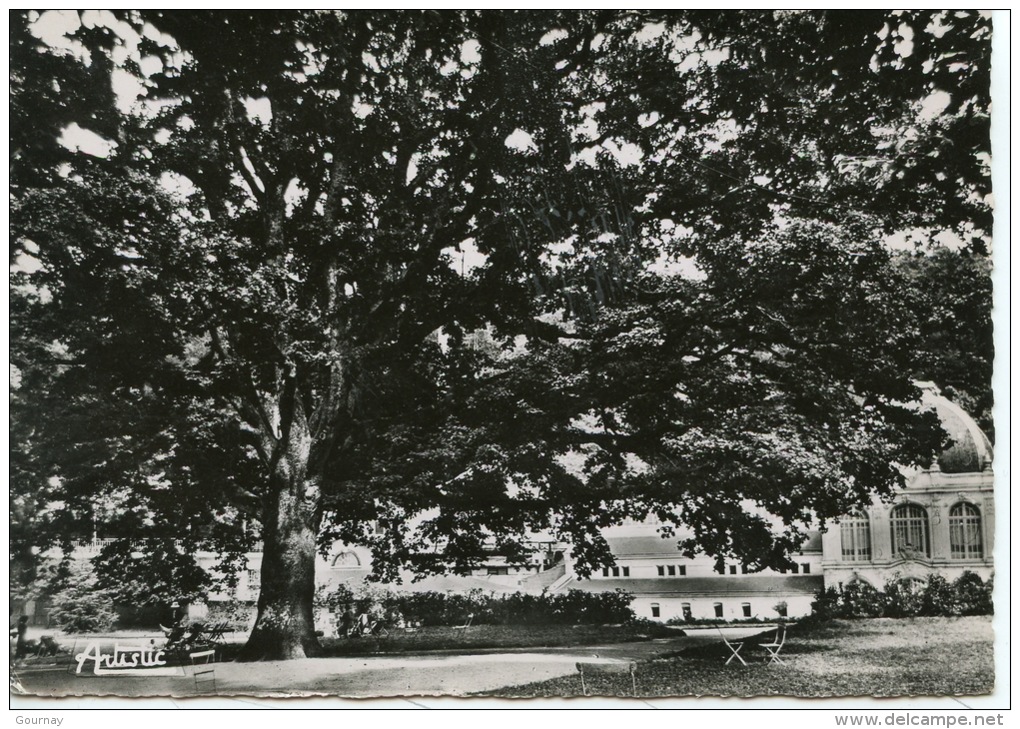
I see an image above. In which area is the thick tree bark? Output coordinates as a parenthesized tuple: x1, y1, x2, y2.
(238, 421, 324, 661)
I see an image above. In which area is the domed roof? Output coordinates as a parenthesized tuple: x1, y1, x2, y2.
(917, 382, 993, 473)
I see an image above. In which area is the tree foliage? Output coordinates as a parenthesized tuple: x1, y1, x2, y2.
(888, 248, 994, 436)
(10, 10, 991, 659)
(581, 10, 992, 248)
(42, 560, 120, 634)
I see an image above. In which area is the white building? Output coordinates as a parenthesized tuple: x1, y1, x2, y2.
(555, 525, 823, 621)
(820, 385, 994, 589)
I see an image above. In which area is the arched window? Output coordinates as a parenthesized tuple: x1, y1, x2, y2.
(840, 513, 872, 561)
(949, 503, 983, 559)
(890, 504, 930, 558)
(331, 551, 361, 569)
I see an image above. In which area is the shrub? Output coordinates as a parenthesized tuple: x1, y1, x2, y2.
(47, 565, 118, 634)
(205, 599, 257, 631)
(313, 585, 635, 628)
(546, 589, 634, 625)
(883, 577, 926, 618)
(841, 580, 885, 618)
(920, 574, 959, 616)
(954, 572, 993, 616)
(394, 589, 481, 626)
(810, 586, 843, 621)
(810, 572, 994, 621)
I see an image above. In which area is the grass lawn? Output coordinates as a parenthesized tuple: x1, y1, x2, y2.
(482, 616, 994, 698)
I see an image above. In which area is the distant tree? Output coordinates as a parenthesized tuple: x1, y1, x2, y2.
(10, 10, 151, 594)
(45, 561, 120, 634)
(11, 10, 988, 660)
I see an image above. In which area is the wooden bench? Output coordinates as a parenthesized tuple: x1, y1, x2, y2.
(190, 649, 217, 693)
(576, 660, 638, 696)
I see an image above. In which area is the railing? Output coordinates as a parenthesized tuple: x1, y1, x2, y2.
(69, 538, 265, 553)
(69, 538, 118, 551)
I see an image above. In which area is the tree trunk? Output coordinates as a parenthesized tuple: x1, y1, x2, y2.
(238, 452, 323, 661)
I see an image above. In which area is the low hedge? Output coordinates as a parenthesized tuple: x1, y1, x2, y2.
(811, 571, 993, 620)
(317, 585, 635, 627)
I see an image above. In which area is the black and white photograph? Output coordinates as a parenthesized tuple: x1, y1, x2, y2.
(9, 9, 1004, 709)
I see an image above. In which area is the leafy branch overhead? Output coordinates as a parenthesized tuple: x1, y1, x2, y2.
(10, 10, 991, 660)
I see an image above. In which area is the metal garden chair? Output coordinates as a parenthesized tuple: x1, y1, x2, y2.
(715, 625, 747, 666)
(762, 624, 787, 665)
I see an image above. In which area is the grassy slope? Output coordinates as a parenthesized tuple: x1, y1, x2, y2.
(212, 622, 679, 659)
(482, 616, 994, 698)
(320, 622, 679, 656)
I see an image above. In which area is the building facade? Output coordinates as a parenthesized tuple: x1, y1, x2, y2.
(555, 525, 823, 622)
(820, 386, 994, 589)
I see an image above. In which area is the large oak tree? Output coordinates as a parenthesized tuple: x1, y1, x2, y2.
(10, 10, 991, 659)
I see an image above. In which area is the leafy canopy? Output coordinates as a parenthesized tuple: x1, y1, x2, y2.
(10, 11, 990, 590)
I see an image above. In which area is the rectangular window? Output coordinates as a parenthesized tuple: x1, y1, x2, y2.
(742, 603, 752, 618)
(667, 565, 676, 576)
(802, 563, 811, 574)
(247, 569, 261, 589)
(790, 563, 799, 574)
(487, 566, 508, 576)
(612, 567, 620, 577)
(713, 603, 724, 618)
(729, 565, 737, 575)
(622, 566, 630, 577)
(657, 565, 665, 576)
(651, 603, 660, 618)
(602, 568, 609, 577)
(678, 565, 686, 576)
(741, 565, 749, 574)
(681, 603, 692, 620)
